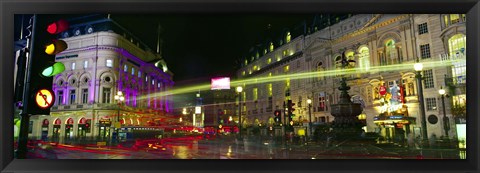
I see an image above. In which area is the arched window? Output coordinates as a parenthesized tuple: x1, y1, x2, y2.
(448, 34, 466, 57)
(448, 34, 466, 85)
(385, 39, 398, 65)
(316, 62, 325, 81)
(358, 46, 370, 72)
(345, 51, 356, 67)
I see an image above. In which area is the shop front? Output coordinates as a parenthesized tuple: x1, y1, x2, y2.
(52, 118, 61, 142)
(65, 118, 74, 142)
(77, 118, 87, 139)
(373, 81, 416, 145)
(98, 118, 111, 140)
(41, 119, 49, 141)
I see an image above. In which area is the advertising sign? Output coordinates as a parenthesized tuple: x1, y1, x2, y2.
(211, 77, 230, 90)
(379, 86, 387, 96)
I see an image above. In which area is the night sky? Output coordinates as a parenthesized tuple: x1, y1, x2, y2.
(15, 14, 316, 85)
(112, 14, 315, 85)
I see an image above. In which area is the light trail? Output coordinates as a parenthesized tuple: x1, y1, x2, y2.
(137, 58, 465, 101)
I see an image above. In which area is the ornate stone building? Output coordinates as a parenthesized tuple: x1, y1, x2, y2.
(28, 15, 174, 142)
(237, 14, 466, 141)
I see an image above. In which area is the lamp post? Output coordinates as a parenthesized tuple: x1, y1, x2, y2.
(114, 91, 124, 143)
(439, 87, 450, 138)
(414, 62, 429, 147)
(307, 98, 313, 140)
(236, 86, 243, 137)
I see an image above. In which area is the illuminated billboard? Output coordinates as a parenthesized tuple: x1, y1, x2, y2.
(211, 77, 230, 90)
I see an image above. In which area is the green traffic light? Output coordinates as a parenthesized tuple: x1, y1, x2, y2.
(41, 62, 65, 77)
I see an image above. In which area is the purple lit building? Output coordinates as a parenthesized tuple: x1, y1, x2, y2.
(28, 15, 174, 142)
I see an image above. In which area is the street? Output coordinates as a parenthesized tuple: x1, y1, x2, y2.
(24, 135, 463, 159)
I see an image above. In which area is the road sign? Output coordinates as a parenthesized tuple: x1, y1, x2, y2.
(35, 89, 54, 109)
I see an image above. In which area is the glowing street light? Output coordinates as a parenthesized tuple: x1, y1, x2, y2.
(439, 86, 450, 138)
(236, 86, 243, 138)
(307, 98, 313, 140)
(114, 91, 124, 142)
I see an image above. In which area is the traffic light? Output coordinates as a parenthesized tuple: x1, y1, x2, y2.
(287, 100, 296, 123)
(26, 15, 68, 115)
(274, 110, 281, 123)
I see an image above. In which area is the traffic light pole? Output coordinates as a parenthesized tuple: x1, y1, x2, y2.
(16, 16, 36, 159)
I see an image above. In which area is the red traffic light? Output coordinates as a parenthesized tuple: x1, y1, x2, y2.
(274, 110, 281, 116)
(47, 19, 69, 34)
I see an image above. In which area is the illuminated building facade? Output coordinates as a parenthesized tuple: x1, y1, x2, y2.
(237, 14, 466, 141)
(28, 15, 174, 142)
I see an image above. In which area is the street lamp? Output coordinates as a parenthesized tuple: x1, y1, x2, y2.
(307, 98, 313, 140)
(236, 86, 243, 137)
(414, 62, 429, 147)
(114, 91, 124, 142)
(439, 87, 450, 138)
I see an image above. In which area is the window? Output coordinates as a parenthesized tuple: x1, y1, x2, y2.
(82, 89, 88, 104)
(253, 88, 258, 101)
(267, 84, 272, 96)
(106, 59, 113, 67)
(131, 68, 135, 75)
(269, 42, 274, 52)
(158, 83, 161, 88)
(385, 39, 399, 65)
(420, 44, 431, 59)
(69, 89, 76, 104)
(57, 91, 64, 105)
(102, 88, 111, 103)
(358, 46, 370, 71)
(318, 92, 326, 111)
(426, 98, 437, 111)
(145, 76, 148, 82)
(449, 34, 466, 57)
(71, 62, 76, 70)
(284, 65, 289, 73)
(423, 69, 434, 88)
(267, 58, 272, 64)
(283, 50, 288, 57)
(138, 71, 141, 78)
(317, 62, 325, 81)
(450, 14, 460, 24)
(83, 61, 88, 69)
(418, 23, 428, 35)
(448, 34, 466, 83)
(124, 65, 128, 72)
(444, 15, 449, 27)
(345, 51, 355, 67)
(152, 79, 155, 85)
